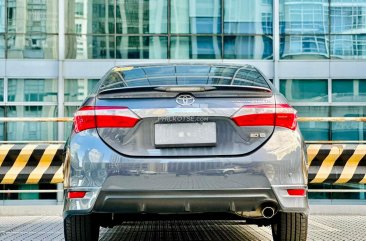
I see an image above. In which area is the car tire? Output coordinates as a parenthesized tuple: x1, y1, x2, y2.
(271, 212, 308, 241)
(64, 214, 100, 241)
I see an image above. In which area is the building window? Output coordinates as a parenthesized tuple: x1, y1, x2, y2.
(6, 33, 58, 59)
(0, 0, 59, 59)
(64, 106, 78, 140)
(280, 79, 328, 102)
(294, 105, 366, 142)
(280, 34, 329, 59)
(331, 106, 366, 141)
(6, 106, 57, 141)
(65, 34, 115, 59)
(224, 36, 273, 59)
(64, 79, 99, 102)
(0, 1, 5, 33)
(295, 106, 330, 141)
(7, 1, 58, 33)
(171, 0, 221, 34)
(224, 0, 273, 34)
(332, 79, 366, 102)
(0, 79, 4, 102)
(75, 2, 84, 16)
(0, 79, 58, 141)
(280, 0, 366, 59)
(331, 34, 366, 59)
(0, 80, 4, 141)
(91, 0, 115, 34)
(331, 5, 366, 33)
(8, 79, 57, 102)
(282, 78, 366, 142)
(0, 34, 4, 58)
(262, 13, 273, 35)
(65, 0, 274, 60)
(116, 36, 167, 59)
(280, 0, 329, 35)
(170, 36, 222, 59)
(116, 0, 167, 34)
(75, 24, 82, 34)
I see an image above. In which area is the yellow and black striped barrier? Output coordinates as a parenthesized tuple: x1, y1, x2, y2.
(307, 144, 366, 184)
(0, 143, 366, 185)
(0, 144, 64, 184)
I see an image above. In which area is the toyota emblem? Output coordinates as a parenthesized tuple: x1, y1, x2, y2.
(176, 94, 195, 106)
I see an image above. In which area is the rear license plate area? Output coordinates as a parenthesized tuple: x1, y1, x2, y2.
(154, 122, 217, 148)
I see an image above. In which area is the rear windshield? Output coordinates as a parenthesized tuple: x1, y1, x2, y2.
(99, 65, 270, 92)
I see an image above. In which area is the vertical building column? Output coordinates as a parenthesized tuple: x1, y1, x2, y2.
(273, 0, 280, 90)
(57, 0, 65, 204)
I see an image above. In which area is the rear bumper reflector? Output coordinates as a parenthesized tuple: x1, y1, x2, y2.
(68, 191, 87, 199)
(287, 189, 306, 196)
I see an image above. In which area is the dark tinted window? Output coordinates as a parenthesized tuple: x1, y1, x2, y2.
(100, 65, 269, 91)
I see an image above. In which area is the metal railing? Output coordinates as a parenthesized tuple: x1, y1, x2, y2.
(0, 190, 63, 193)
(297, 117, 366, 122)
(308, 189, 366, 193)
(0, 117, 72, 122)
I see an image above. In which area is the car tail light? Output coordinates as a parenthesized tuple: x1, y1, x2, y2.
(287, 189, 306, 196)
(68, 191, 86, 199)
(231, 104, 297, 130)
(74, 106, 140, 133)
(275, 104, 297, 130)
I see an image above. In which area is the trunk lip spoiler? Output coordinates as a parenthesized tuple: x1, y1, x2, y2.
(155, 85, 272, 93)
(97, 85, 272, 96)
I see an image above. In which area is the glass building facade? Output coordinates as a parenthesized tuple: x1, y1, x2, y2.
(0, 0, 366, 204)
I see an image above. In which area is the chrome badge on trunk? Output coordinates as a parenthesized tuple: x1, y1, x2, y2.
(176, 94, 195, 106)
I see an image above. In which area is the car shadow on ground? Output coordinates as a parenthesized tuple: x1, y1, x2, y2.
(99, 220, 273, 241)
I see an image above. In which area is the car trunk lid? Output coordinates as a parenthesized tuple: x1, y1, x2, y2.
(91, 92, 279, 157)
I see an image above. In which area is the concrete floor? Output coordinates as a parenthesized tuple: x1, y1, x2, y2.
(0, 215, 365, 241)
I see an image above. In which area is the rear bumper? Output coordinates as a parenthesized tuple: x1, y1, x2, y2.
(93, 189, 277, 214)
(63, 127, 308, 217)
(64, 186, 308, 218)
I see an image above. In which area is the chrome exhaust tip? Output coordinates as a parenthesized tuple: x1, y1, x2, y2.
(262, 206, 276, 219)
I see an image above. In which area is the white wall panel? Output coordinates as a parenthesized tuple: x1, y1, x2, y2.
(63, 60, 115, 78)
(330, 62, 366, 79)
(278, 61, 330, 79)
(5, 60, 59, 78)
(0, 60, 5, 76)
(3, 59, 366, 81)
